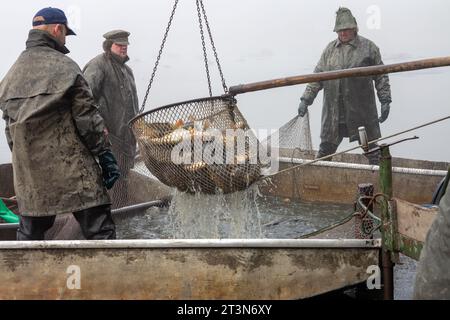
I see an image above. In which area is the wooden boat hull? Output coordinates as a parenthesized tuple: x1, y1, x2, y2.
(0, 151, 446, 299)
(0, 239, 380, 300)
(259, 149, 448, 205)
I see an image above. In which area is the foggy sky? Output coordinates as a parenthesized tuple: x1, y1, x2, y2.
(1, 0, 450, 164)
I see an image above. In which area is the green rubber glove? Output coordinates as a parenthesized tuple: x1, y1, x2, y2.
(0, 199, 19, 223)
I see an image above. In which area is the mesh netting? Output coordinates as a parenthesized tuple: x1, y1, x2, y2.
(264, 113, 313, 151)
(108, 146, 136, 209)
(130, 96, 262, 195)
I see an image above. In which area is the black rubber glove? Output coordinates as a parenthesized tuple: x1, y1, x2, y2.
(298, 100, 308, 117)
(98, 150, 121, 190)
(379, 103, 390, 123)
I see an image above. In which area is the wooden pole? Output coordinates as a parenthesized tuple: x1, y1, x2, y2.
(228, 56, 450, 95)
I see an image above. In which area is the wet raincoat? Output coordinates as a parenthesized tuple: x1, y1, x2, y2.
(301, 35, 392, 145)
(83, 50, 139, 161)
(0, 30, 111, 217)
(414, 173, 450, 299)
(83, 48, 139, 208)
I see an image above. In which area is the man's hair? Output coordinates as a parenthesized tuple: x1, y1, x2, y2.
(103, 39, 113, 52)
(33, 23, 66, 35)
(33, 24, 56, 33)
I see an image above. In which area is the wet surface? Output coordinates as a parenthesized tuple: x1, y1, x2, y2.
(114, 194, 354, 240)
(114, 192, 416, 300)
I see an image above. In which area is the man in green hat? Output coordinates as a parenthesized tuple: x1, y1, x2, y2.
(83, 29, 139, 208)
(298, 7, 392, 164)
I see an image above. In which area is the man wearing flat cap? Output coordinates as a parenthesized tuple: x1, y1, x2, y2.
(83, 29, 139, 208)
(0, 7, 119, 240)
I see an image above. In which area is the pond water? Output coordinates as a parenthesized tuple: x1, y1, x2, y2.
(114, 188, 416, 300)
(114, 190, 354, 240)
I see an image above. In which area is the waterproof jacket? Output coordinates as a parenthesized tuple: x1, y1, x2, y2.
(301, 35, 392, 145)
(0, 30, 111, 217)
(414, 173, 450, 299)
(83, 51, 139, 161)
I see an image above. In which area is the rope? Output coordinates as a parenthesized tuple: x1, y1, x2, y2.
(298, 193, 387, 239)
(297, 212, 355, 239)
(357, 194, 385, 222)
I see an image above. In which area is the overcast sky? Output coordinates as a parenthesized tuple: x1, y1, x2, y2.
(1, 0, 450, 164)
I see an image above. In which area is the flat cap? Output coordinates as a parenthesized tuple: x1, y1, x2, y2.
(103, 29, 130, 45)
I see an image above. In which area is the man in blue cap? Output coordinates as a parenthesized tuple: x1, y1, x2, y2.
(32, 7, 77, 35)
(0, 7, 120, 240)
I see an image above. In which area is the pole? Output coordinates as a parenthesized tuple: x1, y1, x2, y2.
(111, 197, 171, 216)
(228, 56, 450, 95)
(379, 145, 394, 300)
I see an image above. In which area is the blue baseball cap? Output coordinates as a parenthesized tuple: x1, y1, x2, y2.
(32, 7, 76, 36)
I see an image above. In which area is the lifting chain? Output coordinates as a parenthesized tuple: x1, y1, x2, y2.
(198, 0, 229, 95)
(140, 0, 180, 114)
(140, 0, 229, 113)
(196, 0, 213, 97)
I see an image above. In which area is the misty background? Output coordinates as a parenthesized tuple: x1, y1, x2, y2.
(1, 0, 449, 164)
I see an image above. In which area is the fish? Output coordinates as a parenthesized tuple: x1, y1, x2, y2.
(149, 128, 192, 145)
(184, 162, 207, 172)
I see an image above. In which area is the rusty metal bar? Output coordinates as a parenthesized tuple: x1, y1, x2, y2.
(379, 145, 395, 300)
(112, 197, 171, 215)
(228, 56, 450, 95)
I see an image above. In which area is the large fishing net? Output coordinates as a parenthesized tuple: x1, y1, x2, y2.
(126, 99, 316, 197)
(106, 106, 315, 206)
(129, 96, 263, 195)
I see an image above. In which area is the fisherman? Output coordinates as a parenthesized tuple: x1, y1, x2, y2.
(414, 170, 450, 299)
(0, 7, 120, 240)
(83, 29, 139, 208)
(298, 7, 392, 164)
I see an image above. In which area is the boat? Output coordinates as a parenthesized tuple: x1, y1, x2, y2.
(0, 148, 447, 299)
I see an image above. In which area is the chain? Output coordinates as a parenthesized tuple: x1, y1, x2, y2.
(140, 0, 179, 114)
(140, 0, 230, 112)
(199, 0, 229, 94)
(196, 0, 213, 97)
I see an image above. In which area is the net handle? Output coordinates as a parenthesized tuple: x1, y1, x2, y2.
(228, 56, 450, 95)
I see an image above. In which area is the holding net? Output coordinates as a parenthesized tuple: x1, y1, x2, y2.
(130, 96, 263, 195)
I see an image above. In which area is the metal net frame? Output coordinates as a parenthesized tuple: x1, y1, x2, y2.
(130, 96, 262, 195)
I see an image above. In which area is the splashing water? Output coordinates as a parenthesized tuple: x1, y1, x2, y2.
(167, 185, 263, 239)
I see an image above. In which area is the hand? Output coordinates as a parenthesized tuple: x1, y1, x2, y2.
(298, 100, 308, 117)
(379, 103, 390, 123)
(98, 150, 121, 190)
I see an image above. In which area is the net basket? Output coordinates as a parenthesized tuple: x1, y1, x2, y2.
(130, 96, 262, 194)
